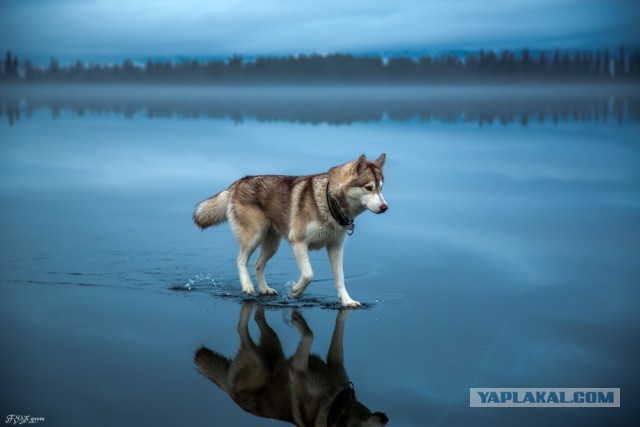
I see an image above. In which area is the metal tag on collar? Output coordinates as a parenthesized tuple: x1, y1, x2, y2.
(346, 222, 355, 235)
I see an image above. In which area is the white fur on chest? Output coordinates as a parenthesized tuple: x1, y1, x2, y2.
(304, 221, 344, 250)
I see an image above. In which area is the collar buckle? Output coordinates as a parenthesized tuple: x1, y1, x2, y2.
(346, 222, 355, 235)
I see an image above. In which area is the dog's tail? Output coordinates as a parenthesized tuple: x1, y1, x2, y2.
(194, 346, 231, 392)
(193, 190, 230, 229)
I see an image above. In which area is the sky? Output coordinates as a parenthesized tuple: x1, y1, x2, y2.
(1, 0, 639, 63)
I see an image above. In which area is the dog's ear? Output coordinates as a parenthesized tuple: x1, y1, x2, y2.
(374, 153, 386, 171)
(354, 154, 368, 175)
(367, 412, 389, 425)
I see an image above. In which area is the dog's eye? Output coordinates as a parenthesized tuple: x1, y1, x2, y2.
(364, 184, 374, 192)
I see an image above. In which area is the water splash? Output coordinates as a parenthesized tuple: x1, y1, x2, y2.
(171, 275, 373, 310)
(280, 280, 296, 304)
(170, 272, 220, 292)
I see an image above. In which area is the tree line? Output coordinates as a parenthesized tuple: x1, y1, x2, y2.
(2, 47, 639, 84)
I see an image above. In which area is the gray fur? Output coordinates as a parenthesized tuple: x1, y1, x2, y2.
(193, 154, 388, 307)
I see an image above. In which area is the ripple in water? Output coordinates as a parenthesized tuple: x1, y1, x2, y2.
(171, 274, 373, 310)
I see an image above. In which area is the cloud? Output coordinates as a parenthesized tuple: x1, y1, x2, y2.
(1, 0, 639, 60)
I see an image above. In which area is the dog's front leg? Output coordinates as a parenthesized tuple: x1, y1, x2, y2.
(327, 310, 350, 380)
(290, 310, 313, 371)
(327, 244, 361, 307)
(291, 242, 314, 299)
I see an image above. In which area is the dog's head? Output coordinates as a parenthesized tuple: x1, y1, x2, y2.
(346, 153, 388, 214)
(332, 400, 389, 427)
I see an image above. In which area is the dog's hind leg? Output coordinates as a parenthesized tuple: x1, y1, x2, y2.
(231, 208, 267, 296)
(237, 301, 255, 339)
(237, 240, 261, 295)
(236, 302, 270, 386)
(254, 305, 285, 371)
(254, 228, 280, 295)
(290, 242, 313, 299)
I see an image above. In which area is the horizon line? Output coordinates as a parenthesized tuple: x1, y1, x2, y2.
(5, 44, 640, 66)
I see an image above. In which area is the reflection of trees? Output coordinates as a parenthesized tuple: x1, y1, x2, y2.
(1, 98, 20, 125)
(1, 87, 638, 126)
(2, 47, 639, 84)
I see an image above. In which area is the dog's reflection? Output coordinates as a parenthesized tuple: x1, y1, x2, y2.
(194, 302, 388, 426)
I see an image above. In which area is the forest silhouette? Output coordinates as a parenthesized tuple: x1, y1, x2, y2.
(2, 47, 639, 84)
(2, 47, 639, 126)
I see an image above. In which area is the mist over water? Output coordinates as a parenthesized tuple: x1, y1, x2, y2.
(2, 85, 639, 126)
(1, 85, 639, 426)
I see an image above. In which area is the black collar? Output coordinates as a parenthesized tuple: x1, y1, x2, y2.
(327, 382, 356, 426)
(325, 182, 355, 235)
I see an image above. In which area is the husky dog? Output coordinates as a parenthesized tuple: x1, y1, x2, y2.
(193, 154, 387, 307)
(194, 302, 388, 426)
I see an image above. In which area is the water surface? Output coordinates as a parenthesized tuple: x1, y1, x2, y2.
(1, 86, 639, 426)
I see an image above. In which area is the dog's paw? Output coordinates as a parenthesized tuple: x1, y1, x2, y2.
(260, 287, 278, 295)
(341, 298, 361, 308)
(290, 286, 303, 299)
(291, 311, 312, 335)
(242, 285, 255, 295)
(254, 308, 266, 322)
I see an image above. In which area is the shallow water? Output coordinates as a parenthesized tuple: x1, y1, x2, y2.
(1, 85, 639, 426)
